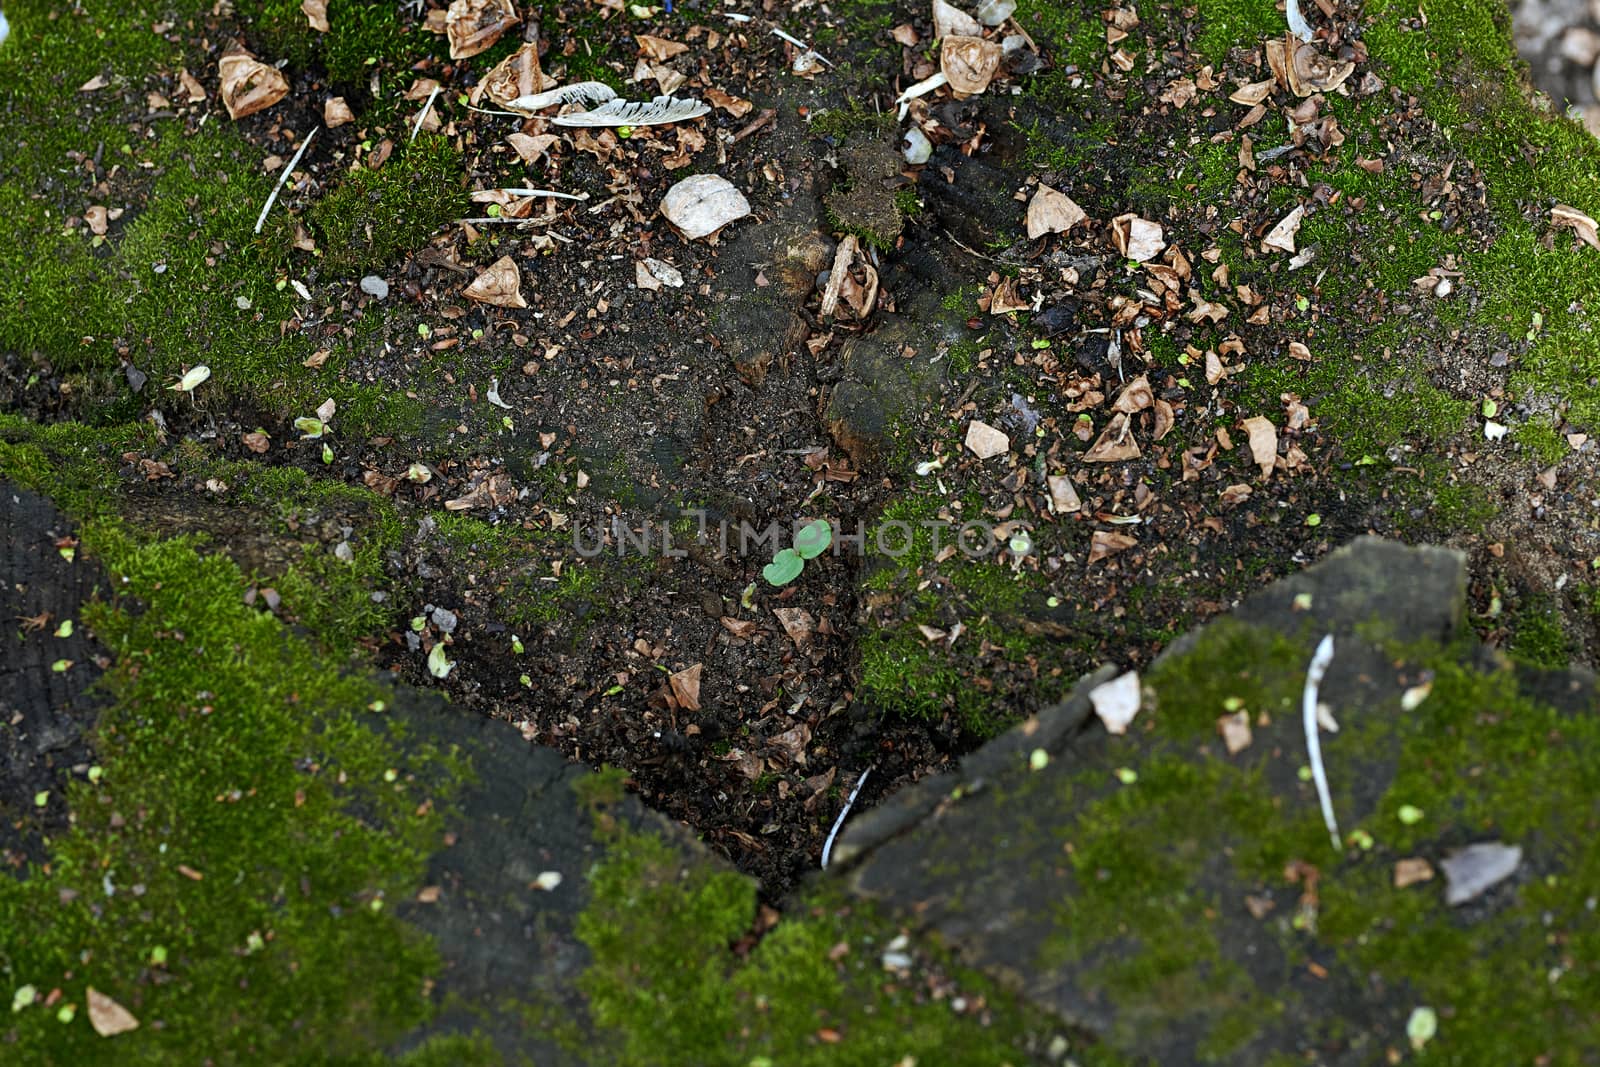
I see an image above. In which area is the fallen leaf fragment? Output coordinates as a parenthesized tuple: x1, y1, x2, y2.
(218, 49, 289, 120)
(1441, 842, 1521, 905)
(446, 0, 519, 60)
(773, 607, 815, 648)
(463, 255, 528, 308)
(1083, 412, 1141, 462)
(931, 0, 981, 38)
(301, 0, 329, 32)
(323, 96, 354, 127)
(1550, 204, 1600, 249)
(1026, 185, 1087, 239)
(85, 206, 108, 236)
(705, 87, 753, 117)
(1393, 857, 1435, 889)
(669, 663, 703, 711)
(659, 174, 751, 241)
(941, 36, 1003, 95)
(964, 419, 1010, 459)
(1088, 529, 1137, 564)
(1229, 78, 1275, 105)
(178, 69, 207, 103)
(1286, 34, 1355, 97)
(636, 33, 689, 61)
(1262, 205, 1305, 253)
(1242, 416, 1277, 479)
(79, 74, 110, 93)
(481, 42, 550, 106)
(86, 989, 139, 1037)
(1110, 213, 1165, 262)
(1217, 710, 1252, 753)
(1089, 670, 1140, 734)
(1047, 474, 1081, 514)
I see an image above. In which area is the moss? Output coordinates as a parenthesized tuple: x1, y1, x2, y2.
(1513, 418, 1570, 465)
(1506, 593, 1574, 667)
(311, 134, 465, 275)
(0, 468, 466, 1061)
(572, 806, 1063, 1065)
(234, 0, 434, 91)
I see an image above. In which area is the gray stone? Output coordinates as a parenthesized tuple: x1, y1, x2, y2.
(360, 275, 390, 300)
(1441, 842, 1523, 906)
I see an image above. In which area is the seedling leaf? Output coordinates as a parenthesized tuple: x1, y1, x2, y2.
(794, 519, 832, 560)
(762, 549, 804, 586)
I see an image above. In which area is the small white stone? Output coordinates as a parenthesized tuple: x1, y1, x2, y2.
(964, 419, 1010, 459)
(660, 174, 751, 241)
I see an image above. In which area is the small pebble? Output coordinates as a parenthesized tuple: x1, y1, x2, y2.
(430, 606, 458, 634)
(360, 275, 390, 300)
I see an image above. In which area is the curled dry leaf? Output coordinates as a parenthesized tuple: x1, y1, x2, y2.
(1550, 204, 1600, 249)
(1153, 397, 1175, 440)
(301, 0, 329, 32)
(636, 34, 689, 61)
(1393, 857, 1435, 889)
(323, 96, 354, 127)
(1229, 78, 1275, 105)
(1286, 34, 1356, 97)
(85, 206, 109, 236)
(1026, 185, 1087, 239)
(1242, 415, 1278, 479)
(941, 35, 1003, 95)
(1083, 412, 1141, 462)
(86, 988, 139, 1037)
(507, 131, 559, 164)
(1262, 205, 1305, 253)
(217, 49, 289, 120)
(660, 174, 751, 240)
(463, 255, 528, 308)
(1112, 375, 1153, 413)
(668, 663, 703, 711)
(705, 87, 753, 117)
(1088, 529, 1137, 564)
(964, 419, 1010, 459)
(932, 0, 982, 38)
(1110, 213, 1165, 262)
(481, 42, 550, 106)
(446, 0, 519, 61)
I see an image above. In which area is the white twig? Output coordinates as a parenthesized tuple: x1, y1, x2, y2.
(820, 766, 873, 869)
(490, 187, 589, 200)
(411, 85, 442, 143)
(1302, 634, 1341, 851)
(254, 126, 319, 235)
(1286, 0, 1315, 42)
(771, 27, 833, 67)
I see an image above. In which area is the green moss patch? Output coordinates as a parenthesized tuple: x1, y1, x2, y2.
(0, 447, 463, 1061)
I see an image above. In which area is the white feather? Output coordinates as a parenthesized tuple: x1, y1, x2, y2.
(552, 94, 711, 128)
(505, 81, 618, 113)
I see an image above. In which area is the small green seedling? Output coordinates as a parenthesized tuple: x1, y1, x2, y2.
(761, 519, 832, 586)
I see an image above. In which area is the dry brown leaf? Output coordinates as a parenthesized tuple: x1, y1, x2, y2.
(301, 0, 329, 32)
(463, 255, 528, 308)
(767, 722, 811, 765)
(1551, 204, 1600, 249)
(941, 36, 1002, 95)
(773, 607, 815, 648)
(1110, 213, 1165, 262)
(80, 74, 110, 93)
(636, 34, 689, 61)
(1153, 398, 1175, 441)
(323, 96, 355, 128)
(1394, 857, 1436, 889)
(1242, 416, 1278, 479)
(446, 0, 519, 60)
(242, 431, 271, 453)
(1084, 412, 1141, 462)
(1286, 34, 1355, 97)
(660, 174, 751, 241)
(1219, 483, 1253, 508)
(86, 988, 139, 1038)
(1217, 711, 1252, 754)
(720, 616, 759, 639)
(178, 68, 207, 103)
(1048, 474, 1082, 514)
(988, 275, 1030, 314)
(1112, 375, 1153, 413)
(1026, 185, 1087, 239)
(481, 42, 550, 106)
(1088, 529, 1137, 564)
(964, 419, 1010, 459)
(507, 131, 560, 163)
(705, 87, 753, 117)
(1229, 79, 1275, 105)
(85, 206, 109, 236)
(217, 50, 289, 120)
(931, 0, 981, 38)
(1261, 205, 1305, 253)
(669, 663, 703, 711)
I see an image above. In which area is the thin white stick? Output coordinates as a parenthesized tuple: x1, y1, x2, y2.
(1285, 0, 1315, 42)
(254, 126, 319, 234)
(820, 766, 873, 869)
(490, 187, 589, 200)
(1302, 634, 1340, 851)
(411, 85, 442, 143)
(771, 27, 833, 67)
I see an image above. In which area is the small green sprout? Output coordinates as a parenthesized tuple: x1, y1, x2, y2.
(762, 520, 832, 586)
